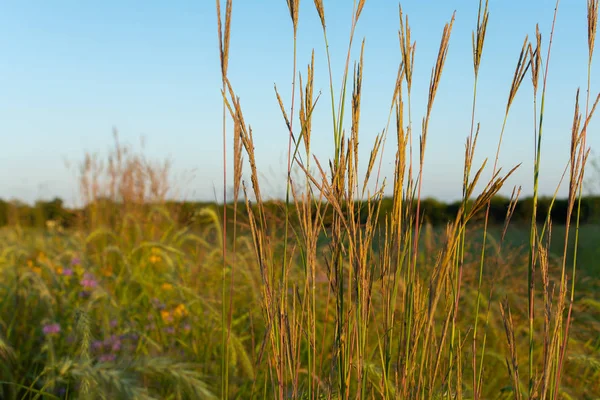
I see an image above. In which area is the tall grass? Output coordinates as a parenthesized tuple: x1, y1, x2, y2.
(220, 0, 600, 399)
(0, 1, 599, 399)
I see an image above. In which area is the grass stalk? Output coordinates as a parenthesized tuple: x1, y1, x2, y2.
(216, 1, 233, 397)
(465, 2, 489, 399)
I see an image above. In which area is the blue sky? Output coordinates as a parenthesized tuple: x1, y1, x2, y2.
(0, 1, 597, 206)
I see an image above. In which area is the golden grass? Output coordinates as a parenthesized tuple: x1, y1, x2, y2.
(0, 1, 599, 399)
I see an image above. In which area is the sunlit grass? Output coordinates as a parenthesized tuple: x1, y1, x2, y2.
(1, 0, 600, 399)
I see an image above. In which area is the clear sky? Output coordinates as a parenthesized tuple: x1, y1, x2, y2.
(0, 1, 598, 206)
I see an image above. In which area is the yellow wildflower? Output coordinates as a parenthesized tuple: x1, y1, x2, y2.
(161, 282, 173, 291)
(101, 265, 113, 277)
(33, 266, 42, 275)
(161, 310, 174, 324)
(173, 303, 188, 319)
(149, 247, 162, 264)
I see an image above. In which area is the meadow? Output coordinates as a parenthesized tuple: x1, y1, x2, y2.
(1, 0, 600, 399)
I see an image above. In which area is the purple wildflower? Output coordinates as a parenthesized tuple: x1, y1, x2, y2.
(62, 268, 73, 276)
(92, 340, 104, 351)
(80, 273, 97, 289)
(145, 323, 156, 331)
(110, 319, 118, 328)
(151, 298, 165, 310)
(163, 326, 175, 334)
(98, 353, 116, 363)
(121, 332, 139, 343)
(71, 256, 81, 266)
(42, 323, 61, 335)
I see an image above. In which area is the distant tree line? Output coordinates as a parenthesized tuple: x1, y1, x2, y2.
(1, 195, 599, 230)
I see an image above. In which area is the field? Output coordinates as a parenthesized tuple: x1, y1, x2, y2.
(0, 219, 599, 399)
(1, 0, 600, 399)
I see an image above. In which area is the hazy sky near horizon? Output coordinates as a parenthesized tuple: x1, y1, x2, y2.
(0, 1, 598, 206)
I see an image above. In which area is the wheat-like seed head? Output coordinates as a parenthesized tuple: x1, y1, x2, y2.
(351, 41, 364, 148)
(569, 89, 600, 199)
(506, 36, 531, 113)
(463, 123, 480, 190)
(421, 12, 455, 159)
(74, 308, 94, 397)
(0, 331, 16, 366)
(428, 12, 455, 112)
(472, 0, 489, 76)
(529, 25, 542, 94)
(286, 0, 300, 34)
(398, 6, 415, 92)
(275, 85, 292, 134)
(299, 50, 316, 155)
(356, 0, 366, 22)
(216, 0, 232, 78)
(588, 0, 599, 61)
(313, 0, 325, 29)
(500, 185, 522, 243)
(500, 300, 522, 400)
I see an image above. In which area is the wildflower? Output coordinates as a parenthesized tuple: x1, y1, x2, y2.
(144, 323, 156, 331)
(151, 298, 166, 310)
(62, 268, 73, 276)
(110, 319, 118, 328)
(33, 266, 42, 275)
(161, 282, 173, 291)
(43, 323, 61, 336)
(149, 247, 161, 264)
(80, 273, 98, 289)
(183, 323, 191, 333)
(163, 326, 175, 334)
(103, 335, 122, 352)
(161, 310, 174, 324)
(101, 265, 113, 277)
(173, 304, 188, 319)
(92, 340, 104, 351)
(98, 353, 116, 363)
(55, 266, 63, 275)
(71, 256, 81, 266)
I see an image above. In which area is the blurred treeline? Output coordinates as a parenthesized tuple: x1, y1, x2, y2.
(1, 195, 599, 230)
